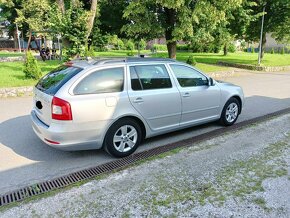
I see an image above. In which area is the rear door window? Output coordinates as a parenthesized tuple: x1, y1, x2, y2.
(36, 65, 82, 95)
(73, 67, 124, 95)
(130, 64, 172, 90)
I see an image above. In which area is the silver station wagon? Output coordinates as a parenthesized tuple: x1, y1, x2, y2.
(31, 58, 244, 157)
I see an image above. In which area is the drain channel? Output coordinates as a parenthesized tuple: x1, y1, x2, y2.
(1, 107, 290, 207)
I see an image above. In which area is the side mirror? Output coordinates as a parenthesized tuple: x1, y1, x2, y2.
(208, 77, 215, 86)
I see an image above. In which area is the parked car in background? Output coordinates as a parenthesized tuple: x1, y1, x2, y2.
(31, 58, 244, 157)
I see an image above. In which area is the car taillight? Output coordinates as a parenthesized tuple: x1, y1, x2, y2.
(52, 97, 73, 120)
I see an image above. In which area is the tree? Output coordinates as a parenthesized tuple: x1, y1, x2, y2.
(215, 0, 255, 55)
(123, 0, 242, 59)
(0, 0, 25, 48)
(15, 0, 50, 50)
(245, 0, 290, 59)
(50, 0, 89, 57)
(98, 0, 128, 37)
(271, 18, 290, 44)
(86, 0, 98, 40)
(51, 0, 98, 57)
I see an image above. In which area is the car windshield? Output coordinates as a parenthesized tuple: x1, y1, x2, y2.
(36, 65, 82, 95)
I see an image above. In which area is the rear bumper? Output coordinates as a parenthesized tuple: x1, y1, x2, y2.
(30, 110, 104, 151)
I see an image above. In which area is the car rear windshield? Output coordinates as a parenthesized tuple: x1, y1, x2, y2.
(36, 65, 82, 95)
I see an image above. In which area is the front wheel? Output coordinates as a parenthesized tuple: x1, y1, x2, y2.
(219, 98, 240, 126)
(104, 118, 142, 158)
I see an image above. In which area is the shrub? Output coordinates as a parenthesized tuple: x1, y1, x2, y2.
(116, 39, 125, 50)
(228, 43, 236, 53)
(186, 55, 197, 66)
(85, 46, 96, 57)
(271, 48, 275, 54)
(152, 44, 167, 51)
(176, 44, 189, 51)
(251, 46, 255, 53)
(281, 47, 285, 55)
(60, 48, 70, 61)
(126, 50, 134, 56)
(213, 45, 221, 53)
(240, 41, 246, 50)
(23, 51, 42, 79)
(91, 31, 109, 51)
(136, 39, 147, 50)
(125, 40, 135, 51)
(95, 46, 108, 52)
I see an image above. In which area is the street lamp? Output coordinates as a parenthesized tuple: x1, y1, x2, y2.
(258, 5, 266, 65)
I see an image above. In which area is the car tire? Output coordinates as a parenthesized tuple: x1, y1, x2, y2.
(219, 97, 240, 126)
(104, 118, 142, 158)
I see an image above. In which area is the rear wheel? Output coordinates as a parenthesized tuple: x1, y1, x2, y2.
(104, 118, 142, 157)
(219, 98, 240, 126)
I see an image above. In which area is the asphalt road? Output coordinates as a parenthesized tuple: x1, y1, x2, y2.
(1, 70, 290, 194)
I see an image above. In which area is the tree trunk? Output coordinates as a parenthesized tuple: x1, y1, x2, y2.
(26, 30, 32, 51)
(13, 30, 18, 49)
(164, 8, 177, 59)
(223, 43, 228, 56)
(87, 0, 98, 40)
(260, 32, 266, 59)
(166, 41, 177, 59)
(57, 0, 65, 13)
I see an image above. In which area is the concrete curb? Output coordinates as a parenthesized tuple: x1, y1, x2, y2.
(0, 86, 33, 98)
(0, 56, 24, 62)
(217, 61, 290, 72)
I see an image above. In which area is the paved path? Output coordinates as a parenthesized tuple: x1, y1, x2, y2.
(0, 71, 290, 194)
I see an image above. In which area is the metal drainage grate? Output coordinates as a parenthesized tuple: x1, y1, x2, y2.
(1, 107, 290, 207)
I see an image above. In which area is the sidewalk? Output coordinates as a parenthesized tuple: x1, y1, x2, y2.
(1, 113, 290, 217)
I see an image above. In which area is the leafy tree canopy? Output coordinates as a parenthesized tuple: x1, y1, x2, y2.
(122, 0, 243, 58)
(49, 0, 90, 57)
(245, 0, 290, 58)
(16, 0, 50, 32)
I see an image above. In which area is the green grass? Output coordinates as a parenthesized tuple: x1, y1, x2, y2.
(0, 50, 289, 88)
(153, 51, 290, 67)
(0, 51, 24, 57)
(0, 60, 61, 88)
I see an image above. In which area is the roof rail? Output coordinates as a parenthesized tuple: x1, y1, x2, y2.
(91, 57, 177, 65)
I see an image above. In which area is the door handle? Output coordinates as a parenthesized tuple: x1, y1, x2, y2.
(182, 92, 190, 97)
(133, 97, 144, 103)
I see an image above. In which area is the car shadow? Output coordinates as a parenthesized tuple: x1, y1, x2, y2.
(0, 95, 290, 194)
(0, 115, 110, 162)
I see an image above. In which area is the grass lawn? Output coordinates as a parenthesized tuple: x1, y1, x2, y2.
(0, 60, 61, 88)
(188, 52, 290, 66)
(0, 50, 289, 88)
(0, 51, 24, 57)
(153, 51, 290, 67)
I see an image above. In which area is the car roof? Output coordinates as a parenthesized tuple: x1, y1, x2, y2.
(68, 57, 178, 68)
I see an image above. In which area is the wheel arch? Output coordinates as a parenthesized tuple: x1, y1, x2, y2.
(103, 115, 147, 145)
(231, 95, 242, 114)
(118, 116, 147, 141)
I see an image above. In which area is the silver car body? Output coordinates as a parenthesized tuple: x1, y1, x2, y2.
(31, 58, 244, 150)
